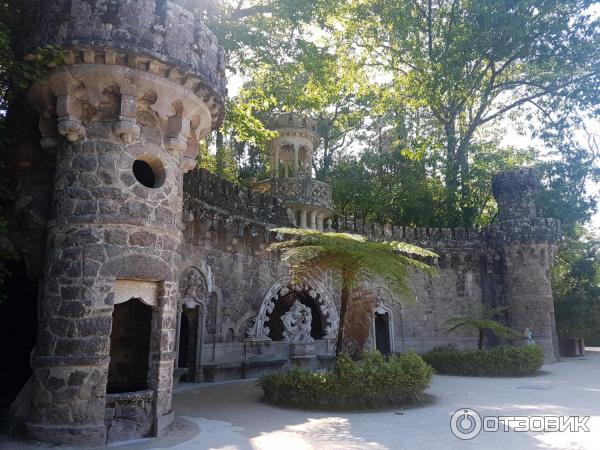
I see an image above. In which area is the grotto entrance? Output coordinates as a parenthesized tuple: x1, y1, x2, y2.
(107, 298, 152, 394)
(375, 312, 391, 355)
(267, 289, 324, 341)
(0, 261, 38, 408)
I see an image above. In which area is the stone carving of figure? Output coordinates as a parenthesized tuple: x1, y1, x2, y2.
(282, 300, 314, 343)
(180, 267, 207, 301)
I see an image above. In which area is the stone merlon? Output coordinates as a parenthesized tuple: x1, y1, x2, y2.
(26, 0, 226, 124)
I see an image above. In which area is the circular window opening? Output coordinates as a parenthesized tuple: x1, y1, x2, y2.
(132, 157, 165, 189)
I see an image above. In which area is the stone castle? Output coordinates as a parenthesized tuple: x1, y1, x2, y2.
(5, 0, 561, 446)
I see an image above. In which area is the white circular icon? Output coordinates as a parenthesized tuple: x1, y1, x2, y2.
(450, 408, 482, 440)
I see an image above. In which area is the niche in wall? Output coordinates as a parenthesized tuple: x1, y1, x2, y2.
(107, 298, 153, 394)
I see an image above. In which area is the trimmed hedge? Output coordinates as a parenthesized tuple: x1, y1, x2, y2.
(422, 344, 545, 376)
(257, 351, 434, 410)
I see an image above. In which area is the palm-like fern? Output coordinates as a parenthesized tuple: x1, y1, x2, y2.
(446, 307, 521, 350)
(268, 228, 438, 357)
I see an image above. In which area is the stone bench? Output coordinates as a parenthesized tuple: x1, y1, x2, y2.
(202, 362, 243, 382)
(242, 358, 287, 378)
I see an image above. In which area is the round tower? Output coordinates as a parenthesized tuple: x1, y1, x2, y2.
(491, 168, 562, 362)
(255, 112, 334, 230)
(23, 0, 225, 445)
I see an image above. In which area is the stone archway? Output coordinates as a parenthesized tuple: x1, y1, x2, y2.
(371, 288, 397, 354)
(175, 266, 212, 382)
(248, 277, 339, 341)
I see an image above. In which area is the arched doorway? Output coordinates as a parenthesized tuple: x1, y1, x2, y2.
(371, 288, 397, 355)
(178, 311, 190, 368)
(248, 277, 339, 341)
(176, 266, 212, 382)
(375, 312, 391, 355)
(267, 288, 324, 341)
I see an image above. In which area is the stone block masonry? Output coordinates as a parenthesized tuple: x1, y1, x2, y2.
(20, 0, 226, 446)
(10, 1, 561, 447)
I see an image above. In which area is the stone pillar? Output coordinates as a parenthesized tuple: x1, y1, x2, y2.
(293, 145, 299, 176)
(310, 210, 317, 230)
(23, 0, 225, 445)
(274, 145, 280, 178)
(316, 214, 324, 231)
(299, 209, 308, 228)
(491, 168, 562, 362)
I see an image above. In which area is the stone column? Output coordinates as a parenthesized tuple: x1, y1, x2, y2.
(23, 0, 225, 445)
(293, 145, 299, 176)
(316, 214, 324, 231)
(299, 209, 308, 228)
(310, 210, 317, 230)
(491, 168, 562, 362)
(273, 145, 280, 178)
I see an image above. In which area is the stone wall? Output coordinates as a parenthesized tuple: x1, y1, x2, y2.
(178, 167, 561, 376)
(17, 0, 226, 446)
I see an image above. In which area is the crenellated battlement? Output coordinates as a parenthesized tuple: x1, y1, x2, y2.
(335, 216, 486, 248)
(268, 112, 319, 133)
(184, 170, 291, 226)
(183, 169, 562, 250)
(27, 0, 226, 100)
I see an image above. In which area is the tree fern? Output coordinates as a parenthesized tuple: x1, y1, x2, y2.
(446, 307, 522, 350)
(269, 228, 437, 357)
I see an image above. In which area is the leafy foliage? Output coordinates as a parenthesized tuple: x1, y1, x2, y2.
(446, 307, 522, 350)
(552, 226, 600, 345)
(339, 0, 600, 226)
(422, 344, 545, 376)
(258, 351, 434, 410)
(269, 228, 437, 357)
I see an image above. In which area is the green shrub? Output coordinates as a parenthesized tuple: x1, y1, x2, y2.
(257, 351, 434, 410)
(422, 345, 544, 376)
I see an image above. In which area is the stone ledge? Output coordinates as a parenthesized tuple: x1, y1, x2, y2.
(26, 422, 106, 447)
(106, 389, 154, 404)
(31, 355, 110, 367)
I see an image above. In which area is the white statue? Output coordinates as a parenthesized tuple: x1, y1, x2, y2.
(282, 300, 314, 343)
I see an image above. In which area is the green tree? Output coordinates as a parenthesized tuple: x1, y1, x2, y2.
(340, 0, 600, 226)
(236, 42, 373, 178)
(446, 307, 522, 350)
(268, 228, 437, 357)
(552, 227, 600, 345)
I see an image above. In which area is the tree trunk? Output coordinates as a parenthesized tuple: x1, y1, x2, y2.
(216, 129, 225, 175)
(444, 121, 460, 226)
(457, 141, 473, 227)
(478, 329, 484, 350)
(335, 281, 350, 359)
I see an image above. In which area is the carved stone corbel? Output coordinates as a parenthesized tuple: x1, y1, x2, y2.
(165, 108, 191, 153)
(56, 94, 85, 142)
(113, 94, 140, 143)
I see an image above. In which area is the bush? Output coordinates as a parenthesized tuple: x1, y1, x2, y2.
(422, 344, 544, 376)
(257, 351, 434, 410)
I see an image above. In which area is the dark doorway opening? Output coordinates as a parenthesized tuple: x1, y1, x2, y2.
(107, 298, 152, 394)
(0, 261, 38, 408)
(178, 311, 190, 368)
(267, 289, 323, 341)
(375, 313, 391, 355)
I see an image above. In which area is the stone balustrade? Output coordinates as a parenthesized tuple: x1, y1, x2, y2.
(254, 178, 333, 211)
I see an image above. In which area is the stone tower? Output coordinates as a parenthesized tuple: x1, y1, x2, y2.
(255, 112, 334, 229)
(491, 168, 562, 362)
(22, 1, 225, 445)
